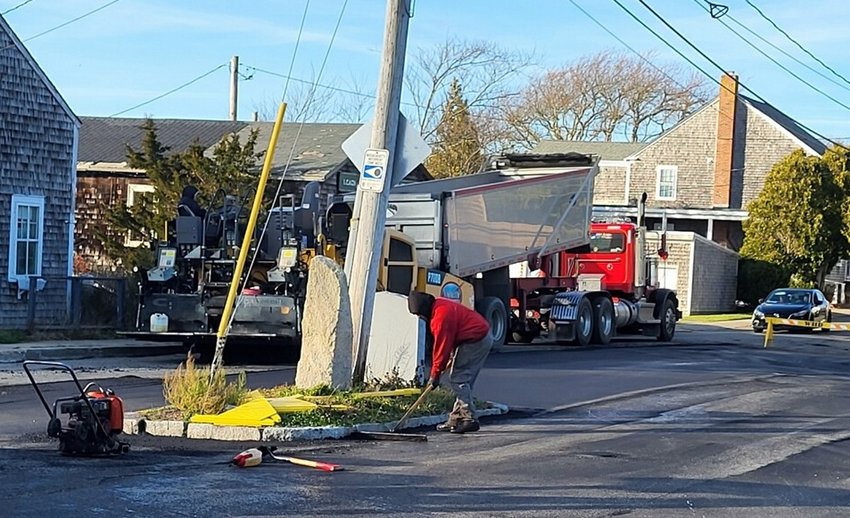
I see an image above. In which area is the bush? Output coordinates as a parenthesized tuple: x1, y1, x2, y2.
(163, 353, 247, 418)
(737, 258, 791, 305)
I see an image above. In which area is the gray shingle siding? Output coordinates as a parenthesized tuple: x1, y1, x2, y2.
(612, 98, 820, 211)
(0, 19, 77, 329)
(627, 101, 719, 209)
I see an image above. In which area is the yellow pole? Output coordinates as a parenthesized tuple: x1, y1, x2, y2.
(210, 102, 287, 377)
(763, 318, 774, 348)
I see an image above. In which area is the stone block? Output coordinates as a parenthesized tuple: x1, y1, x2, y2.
(209, 426, 262, 442)
(295, 256, 353, 390)
(186, 423, 214, 440)
(123, 416, 141, 435)
(262, 426, 351, 442)
(144, 420, 186, 437)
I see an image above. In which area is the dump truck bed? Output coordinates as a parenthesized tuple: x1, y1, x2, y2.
(386, 156, 598, 277)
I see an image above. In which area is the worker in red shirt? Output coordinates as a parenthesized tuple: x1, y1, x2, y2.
(408, 291, 493, 434)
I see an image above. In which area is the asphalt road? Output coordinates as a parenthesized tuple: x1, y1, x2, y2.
(1, 320, 850, 516)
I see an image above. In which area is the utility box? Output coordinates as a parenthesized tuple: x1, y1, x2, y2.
(365, 292, 426, 384)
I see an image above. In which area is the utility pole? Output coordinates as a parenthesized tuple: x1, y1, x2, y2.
(346, 0, 411, 384)
(229, 55, 239, 121)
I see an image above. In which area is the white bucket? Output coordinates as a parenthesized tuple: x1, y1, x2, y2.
(149, 313, 169, 333)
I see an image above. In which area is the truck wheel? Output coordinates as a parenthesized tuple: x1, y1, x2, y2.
(574, 297, 593, 347)
(480, 296, 508, 348)
(591, 297, 614, 345)
(657, 299, 677, 342)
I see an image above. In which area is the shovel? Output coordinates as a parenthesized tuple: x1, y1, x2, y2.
(349, 384, 435, 442)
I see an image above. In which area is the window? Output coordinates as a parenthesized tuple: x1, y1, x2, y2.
(125, 183, 155, 247)
(8, 195, 45, 283)
(656, 165, 678, 201)
(589, 232, 625, 253)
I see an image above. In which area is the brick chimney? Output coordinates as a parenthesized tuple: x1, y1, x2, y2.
(713, 72, 738, 207)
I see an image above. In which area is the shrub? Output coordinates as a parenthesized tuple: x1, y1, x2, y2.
(736, 258, 791, 305)
(163, 353, 247, 418)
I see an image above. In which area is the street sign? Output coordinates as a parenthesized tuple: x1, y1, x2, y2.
(359, 148, 390, 192)
(342, 113, 431, 188)
(338, 170, 359, 192)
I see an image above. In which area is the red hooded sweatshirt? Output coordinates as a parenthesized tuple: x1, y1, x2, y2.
(429, 298, 490, 379)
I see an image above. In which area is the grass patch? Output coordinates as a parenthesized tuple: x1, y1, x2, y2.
(162, 353, 248, 420)
(141, 383, 482, 428)
(682, 313, 751, 323)
(0, 330, 27, 344)
(258, 384, 462, 428)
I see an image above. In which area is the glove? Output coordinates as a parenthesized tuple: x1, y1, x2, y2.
(426, 377, 439, 390)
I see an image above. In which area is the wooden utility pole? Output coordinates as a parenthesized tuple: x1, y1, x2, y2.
(346, 0, 411, 384)
(229, 55, 239, 121)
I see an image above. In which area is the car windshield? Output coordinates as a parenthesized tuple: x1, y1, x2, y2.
(765, 289, 811, 305)
(590, 232, 625, 253)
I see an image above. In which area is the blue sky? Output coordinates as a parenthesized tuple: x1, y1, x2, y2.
(5, 0, 850, 139)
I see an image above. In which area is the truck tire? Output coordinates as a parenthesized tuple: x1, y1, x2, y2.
(574, 297, 593, 347)
(657, 299, 677, 342)
(591, 297, 614, 345)
(480, 296, 508, 348)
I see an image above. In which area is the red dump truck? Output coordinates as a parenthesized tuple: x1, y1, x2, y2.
(331, 152, 681, 348)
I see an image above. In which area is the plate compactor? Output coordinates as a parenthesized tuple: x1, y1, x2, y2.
(23, 361, 130, 455)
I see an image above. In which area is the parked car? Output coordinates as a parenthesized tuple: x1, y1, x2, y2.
(752, 288, 831, 333)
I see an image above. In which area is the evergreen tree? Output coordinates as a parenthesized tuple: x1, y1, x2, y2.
(740, 148, 847, 288)
(95, 119, 261, 269)
(425, 79, 483, 178)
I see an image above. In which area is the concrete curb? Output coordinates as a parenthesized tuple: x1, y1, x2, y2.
(0, 343, 184, 364)
(124, 402, 510, 442)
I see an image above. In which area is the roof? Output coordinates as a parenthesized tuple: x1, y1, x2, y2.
(0, 15, 79, 125)
(532, 140, 647, 161)
(78, 117, 248, 163)
(741, 95, 827, 155)
(239, 122, 363, 182)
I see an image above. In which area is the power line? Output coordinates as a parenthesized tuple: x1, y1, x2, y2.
(2, 0, 34, 15)
(611, 0, 848, 152)
(565, 0, 745, 133)
(692, 0, 850, 114)
(236, 0, 350, 314)
(279, 0, 310, 102)
(712, 3, 850, 94)
(109, 63, 228, 117)
(0, 0, 121, 52)
(745, 0, 850, 89)
(23, 0, 120, 42)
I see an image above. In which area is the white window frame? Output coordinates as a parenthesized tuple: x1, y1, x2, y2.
(125, 183, 155, 247)
(656, 165, 678, 201)
(7, 194, 46, 284)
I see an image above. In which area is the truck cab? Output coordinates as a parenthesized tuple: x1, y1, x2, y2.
(567, 222, 638, 297)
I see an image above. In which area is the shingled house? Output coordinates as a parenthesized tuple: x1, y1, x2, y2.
(533, 73, 827, 314)
(76, 118, 432, 268)
(536, 73, 826, 250)
(76, 117, 248, 268)
(0, 16, 80, 329)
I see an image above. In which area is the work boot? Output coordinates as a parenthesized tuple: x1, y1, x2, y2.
(450, 419, 480, 434)
(436, 421, 454, 432)
(436, 414, 460, 432)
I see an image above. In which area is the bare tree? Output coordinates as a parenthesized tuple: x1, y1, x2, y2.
(405, 37, 535, 148)
(252, 68, 336, 123)
(333, 74, 373, 123)
(501, 50, 710, 149)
